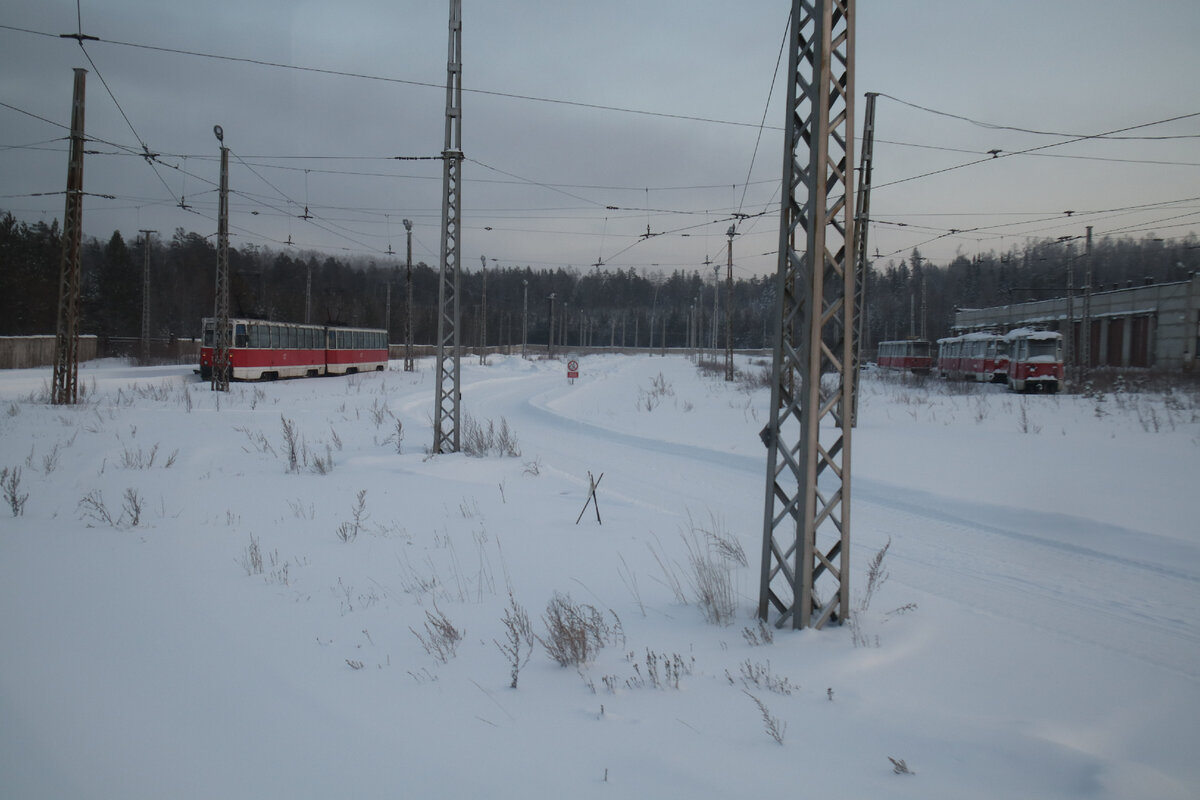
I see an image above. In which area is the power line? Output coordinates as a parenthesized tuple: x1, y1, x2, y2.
(878, 93, 1200, 141)
(878, 137, 1200, 169)
(735, 6, 791, 223)
(0, 23, 783, 131)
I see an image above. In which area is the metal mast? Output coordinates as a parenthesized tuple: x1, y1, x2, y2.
(759, 0, 856, 630)
(404, 219, 415, 372)
(51, 68, 87, 406)
(849, 91, 876, 427)
(211, 126, 231, 392)
(479, 254, 487, 365)
(725, 225, 736, 381)
(1081, 226, 1093, 379)
(304, 262, 312, 324)
(139, 229, 156, 362)
(433, 0, 463, 453)
(1064, 237, 1075, 386)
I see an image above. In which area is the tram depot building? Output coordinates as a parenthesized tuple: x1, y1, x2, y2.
(953, 272, 1200, 371)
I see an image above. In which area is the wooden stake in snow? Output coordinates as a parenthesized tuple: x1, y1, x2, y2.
(575, 471, 603, 525)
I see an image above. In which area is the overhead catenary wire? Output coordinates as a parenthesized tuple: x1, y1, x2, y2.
(2, 21, 1196, 269)
(877, 93, 1200, 141)
(873, 105, 1200, 192)
(0, 23, 783, 132)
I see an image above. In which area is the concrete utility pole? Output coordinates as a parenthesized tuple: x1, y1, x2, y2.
(51, 68, 87, 406)
(759, 0, 856, 631)
(403, 219, 415, 372)
(433, 0, 464, 453)
(139, 229, 156, 363)
(725, 224, 736, 381)
(479, 254, 487, 365)
(211, 125, 231, 393)
(548, 292, 556, 357)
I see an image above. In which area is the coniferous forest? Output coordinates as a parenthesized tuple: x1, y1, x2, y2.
(2, 211, 1196, 353)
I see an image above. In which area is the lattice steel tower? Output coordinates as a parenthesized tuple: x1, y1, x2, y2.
(139, 229, 156, 363)
(211, 126, 231, 393)
(759, 0, 856, 630)
(51, 68, 87, 406)
(433, 0, 463, 453)
(849, 91, 876, 427)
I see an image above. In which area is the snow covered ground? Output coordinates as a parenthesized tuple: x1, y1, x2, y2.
(1, 353, 1197, 799)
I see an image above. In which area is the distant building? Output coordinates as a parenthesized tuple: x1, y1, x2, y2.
(953, 272, 1199, 370)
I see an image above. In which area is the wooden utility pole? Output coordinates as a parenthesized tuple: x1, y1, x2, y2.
(51, 68, 87, 406)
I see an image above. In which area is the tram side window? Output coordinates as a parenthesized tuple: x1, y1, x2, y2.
(235, 324, 248, 348)
(203, 324, 214, 347)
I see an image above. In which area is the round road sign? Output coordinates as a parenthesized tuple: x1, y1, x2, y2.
(567, 359, 579, 371)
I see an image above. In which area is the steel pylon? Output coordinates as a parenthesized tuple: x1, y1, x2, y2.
(51, 68, 87, 406)
(759, 0, 856, 630)
(433, 0, 463, 453)
(211, 141, 231, 392)
(849, 91, 876, 427)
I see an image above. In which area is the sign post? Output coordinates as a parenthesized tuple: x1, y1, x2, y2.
(567, 359, 579, 383)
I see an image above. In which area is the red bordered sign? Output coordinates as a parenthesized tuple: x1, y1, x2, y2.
(567, 359, 579, 379)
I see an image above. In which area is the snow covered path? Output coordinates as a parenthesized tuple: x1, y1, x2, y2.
(467, 355, 1200, 680)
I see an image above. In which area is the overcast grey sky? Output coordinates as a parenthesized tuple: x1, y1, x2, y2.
(2, 0, 1198, 278)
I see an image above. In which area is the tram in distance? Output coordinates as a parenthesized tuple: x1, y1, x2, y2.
(936, 331, 1009, 383)
(875, 339, 933, 374)
(1001, 328, 1063, 393)
(199, 317, 388, 381)
(936, 328, 1064, 393)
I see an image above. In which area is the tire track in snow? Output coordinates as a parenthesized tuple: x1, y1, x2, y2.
(473, 358, 1200, 678)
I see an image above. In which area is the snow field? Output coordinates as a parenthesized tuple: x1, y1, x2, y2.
(1, 354, 1198, 799)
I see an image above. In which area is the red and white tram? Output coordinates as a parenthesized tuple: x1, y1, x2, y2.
(936, 332, 1008, 383)
(199, 318, 388, 381)
(876, 339, 932, 374)
(1004, 328, 1063, 393)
